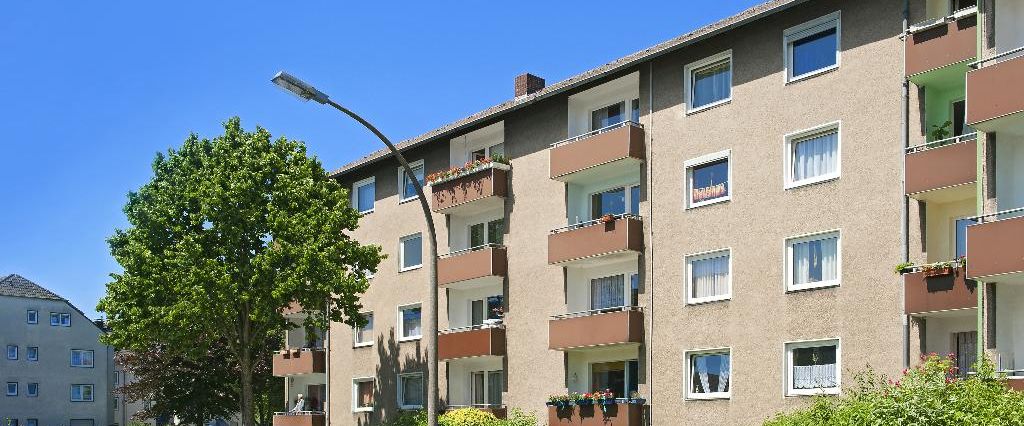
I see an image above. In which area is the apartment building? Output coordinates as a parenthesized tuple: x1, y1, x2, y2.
(0, 274, 114, 426)
(267, 0, 1022, 425)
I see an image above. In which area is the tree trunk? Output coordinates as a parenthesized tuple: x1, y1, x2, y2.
(240, 353, 255, 426)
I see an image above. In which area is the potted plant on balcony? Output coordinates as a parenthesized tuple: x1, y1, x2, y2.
(599, 214, 616, 224)
(574, 392, 593, 406)
(629, 391, 646, 405)
(930, 120, 952, 143)
(923, 260, 956, 278)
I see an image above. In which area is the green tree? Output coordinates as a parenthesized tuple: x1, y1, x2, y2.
(98, 117, 383, 425)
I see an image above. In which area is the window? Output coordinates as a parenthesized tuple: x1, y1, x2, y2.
(398, 304, 422, 341)
(784, 12, 840, 82)
(470, 143, 505, 161)
(951, 100, 973, 138)
(590, 184, 641, 220)
(61, 313, 71, 326)
(631, 99, 640, 123)
(590, 360, 639, 398)
(352, 177, 376, 214)
(114, 396, 119, 408)
(787, 231, 841, 291)
(27, 346, 38, 362)
(686, 349, 731, 399)
(630, 273, 640, 307)
(71, 384, 95, 402)
(471, 296, 504, 326)
(953, 331, 978, 375)
(26, 420, 37, 426)
(6, 382, 16, 396)
(685, 150, 731, 208)
(398, 373, 424, 409)
(785, 122, 840, 189)
(591, 274, 626, 311)
(472, 370, 503, 407)
(591, 101, 625, 130)
(6, 345, 16, 360)
(685, 51, 732, 112)
(469, 219, 504, 247)
(50, 312, 60, 326)
(353, 377, 374, 412)
(26, 309, 37, 324)
(354, 312, 374, 347)
(71, 349, 95, 368)
(399, 233, 423, 271)
(27, 383, 38, 397)
(686, 249, 732, 304)
(630, 185, 641, 216)
(786, 339, 840, 395)
(951, 0, 977, 12)
(114, 371, 119, 385)
(954, 217, 975, 258)
(398, 160, 425, 202)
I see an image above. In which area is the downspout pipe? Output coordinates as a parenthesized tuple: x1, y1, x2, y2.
(901, 0, 911, 370)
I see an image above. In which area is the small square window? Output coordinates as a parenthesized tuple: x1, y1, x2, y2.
(784, 12, 840, 82)
(26, 310, 38, 324)
(398, 160, 425, 203)
(6, 345, 17, 360)
(685, 51, 732, 112)
(61, 313, 71, 327)
(353, 177, 376, 214)
(27, 420, 37, 426)
(353, 378, 374, 412)
(50, 312, 60, 326)
(785, 122, 840, 189)
(27, 383, 38, 397)
(6, 382, 17, 396)
(685, 150, 731, 208)
(71, 384, 94, 401)
(71, 349, 95, 368)
(686, 349, 731, 399)
(786, 231, 841, 292)
(786, 339, 840, 396)
(354, 312, 374, 347)
(686, 249, 732, 304)
(398, 304, 422, 341)
(27, 346, 38, 362)
(398, 373, 424, 409)
(399, 233, 423, 272)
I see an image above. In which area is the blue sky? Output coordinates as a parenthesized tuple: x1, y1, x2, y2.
(0, 1, 763, 318)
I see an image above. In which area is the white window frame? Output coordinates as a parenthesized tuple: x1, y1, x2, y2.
(71, 384, 94, 402)
(6, 345, 17, 360)
(785, 230, 842, 292)
(399, 233, 423, 272)
(469, 369, 503, 406)
(468, 218, 504, 248)
(783, 121, 842, 190)
(70, 349, 95, 368)
(26, 310, 37, 324)
(589, 100, 628, 131)
(6, 382, 16, 396)
(50, 312, 60, 326)
(685, 248, 733, 304)
(783, 11, 841, 83)
(684, 149, 732, 209)
(587, 359, 639, 397)
(585, 269, 638, 311)
(354, 311, 374, 348)
(684, 347, 732, 400)
(684, 50, 733, 114)
(397, 303, 423, 342)
(468, 143, 505, 163)
(397, 159, 425, 204)
(27, 346, 38, 362)
(352, 377, 375, 412)
(785, 338, 841, 396)
(27, 382, 38, 397)
(397, 372, 424, 409)
(60, 313, 71, 326)
(588, 183, 642, 220)
(352, 176, 376, 214)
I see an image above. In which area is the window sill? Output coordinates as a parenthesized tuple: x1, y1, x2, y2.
(399, 265, 423, 273)
(686, 393, 731, 400)
(786, 65, 839, 85)
(399, 196, 418, 205)
(787, 280, 840, 293)
(353, 342, 374, 348)
(687, 295, 732, 305)
(787, 388, 840, 397)
(358, 209, 375, 215)
(400, 405, 424, 410)
(785, 174, 839, 191)
(686, 98, 732, 115)
(398, 336, 422, 343)
(353, 407, 374, 413)
(687, 196, 731, 210)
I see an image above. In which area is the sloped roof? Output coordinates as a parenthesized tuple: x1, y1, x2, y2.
(0, 273, 64, 300)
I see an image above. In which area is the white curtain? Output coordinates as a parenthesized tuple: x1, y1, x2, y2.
(591, 275, 625, 310)
(792, 237, 837, 285)
(793, 364, 837, 389)
(793, 131, 837, 181)
(403, 375, 423, 406)
(718, 355, 731, 393)
(692, 254, 729, 299)
(403, 309, 421, 338)
(692, 61, 731, 108)
(696, 356, 710, 394)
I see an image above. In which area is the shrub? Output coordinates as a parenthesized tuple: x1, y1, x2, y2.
(439, 408, 499, 426)
(764, 354, 1024, 426)
(384, 408, 537, 426)
(501, 408, 539, 426)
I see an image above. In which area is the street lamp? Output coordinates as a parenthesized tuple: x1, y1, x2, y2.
(272, 71, 441, 426)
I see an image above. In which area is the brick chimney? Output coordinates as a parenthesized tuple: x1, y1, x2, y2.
(514, 73, 545, 97)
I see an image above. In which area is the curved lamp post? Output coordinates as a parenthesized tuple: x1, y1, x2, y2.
(272, 71, 440, 426)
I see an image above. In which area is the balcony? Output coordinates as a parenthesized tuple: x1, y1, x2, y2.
(272, 413, 325, 426)
(430, 163, 509, 215)
(438, 245, 507, 287)
(549, 308, 643, 351)
(904, 8, 977, 79)
(903, 264, 977, 315)
(438, 325, 506, 361)
(966, 209, 1024, 281)
(966, 48, 1024, 134)
(904, 135, 977, 202)
(548, 403, 644, 426)
(548, 215, 643, 265)
(272, 348, 326, 377)
(549, 122, 645, 184)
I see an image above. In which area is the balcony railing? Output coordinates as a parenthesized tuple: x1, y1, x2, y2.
(438, 323, 506, 361)
(548, 307, 644, 351)
(966, 207, 1024, 280)
(904, 7, 977, 77)
(966, 46, 1024, 132)
(430, 162, 509, 215)
(904, 133, 977, 199)
(547, 402, 644, 426)
(272, 412, 326, 426)
(438, 244, 507, 286)
(902, 261, 977, 315)
(272, 348, 326, 377)
(548, 214, 643, 265)
(549, 121, 645, 183)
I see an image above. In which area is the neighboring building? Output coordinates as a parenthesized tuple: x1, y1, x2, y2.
(272, 304, 328, 425)
(267, 0, 1022, 425)
(0, 274, 114, 426)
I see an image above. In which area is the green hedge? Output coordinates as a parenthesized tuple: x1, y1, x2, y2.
(385, 408, 537, 426)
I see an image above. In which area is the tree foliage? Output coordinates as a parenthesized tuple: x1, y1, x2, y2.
(98, 117, 382, 424)
(765, 354, 1024, 425)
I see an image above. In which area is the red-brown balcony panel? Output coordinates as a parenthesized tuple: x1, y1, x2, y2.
(550, 123, 645, 183)
(905, 12, 977, 77)
(905, 137, 976, 201)
(1008, 377, 1024, 392)
(430, 166, 508, 215)
(273, 413, 325, 426)
(903, 267, 977, 315)
(273, 348, 326, 376)
(966, 213, 1024, 280)
(548, 403, 644, 426)
(438, 326, 506, 361)
(548, 217, 643, 265)
(549, 309, 643, 351)
(438, 246, 507, 287)
(966, 52, 1024, 133)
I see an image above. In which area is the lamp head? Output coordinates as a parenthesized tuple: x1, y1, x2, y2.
(272, 71, 329, 104)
